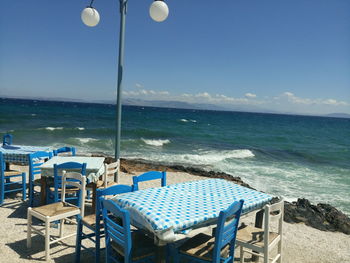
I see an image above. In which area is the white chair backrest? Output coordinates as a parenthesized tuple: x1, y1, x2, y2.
(61, 171, 86, 217)
(103, 160, 120, 188)
(263, 198, 284, 247)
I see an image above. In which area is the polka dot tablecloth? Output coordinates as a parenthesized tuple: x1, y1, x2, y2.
(0, 145, 51, 164)
(112, 179, 273, 242)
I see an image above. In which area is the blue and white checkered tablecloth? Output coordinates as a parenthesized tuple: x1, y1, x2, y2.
(112, 179, 273, 242)
(0, 145, 52, 164)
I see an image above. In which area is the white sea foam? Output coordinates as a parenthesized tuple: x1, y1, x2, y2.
(179, 119, 197, 123)
(142, 138, 170, 147)
(77, 138, 98, 144)
(31, 114, 36, 116)
(180, 149, 254, 164)
(76, 127, 85, 130)
(45, 127, 64, 131)
(127, 149, 254, 166)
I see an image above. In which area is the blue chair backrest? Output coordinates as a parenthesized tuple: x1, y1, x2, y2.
(2, 134, 12, 146)
(53, 146, 76, 156)
(132, 171, 166, 191)
(96, 185, 132, 239)
(28, 151, 53, 180)
(102, 199, 132, 262)
(53, 162, 86, 190)
(213, 200, 244, 262)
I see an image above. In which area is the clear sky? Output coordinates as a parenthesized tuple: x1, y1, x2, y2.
(1, 0, 350, 114)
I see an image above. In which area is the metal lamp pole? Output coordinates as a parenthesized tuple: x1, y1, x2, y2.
(81, 0, 169, 182)
(114, 0, 127, 181)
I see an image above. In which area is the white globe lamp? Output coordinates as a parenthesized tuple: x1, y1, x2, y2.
(149, 1, 169, 22)
(81, 7, 100, 27)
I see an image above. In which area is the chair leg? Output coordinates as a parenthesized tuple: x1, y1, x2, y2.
(264, 249, 269, 263)
(29, 181, 33, 207)
(59, 219, 65, 238)
(95, 230, 100, 263)
(0, 179, 4, 205)
(173, 250, 180, 263)
(22, 173, 27, 201)
(75, 220, 83, 263)
(45, 217, 50, 262)
(278, 239, 282, 263)
(240, 246, 244, 263)
(165, 244, 172, 263)
(27, 208, 32, 248)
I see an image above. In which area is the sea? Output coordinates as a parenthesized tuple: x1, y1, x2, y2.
(1, 98, 349, 215)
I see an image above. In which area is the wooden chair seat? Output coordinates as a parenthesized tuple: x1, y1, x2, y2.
(49, 186, 79, 193)
(82, 214, 98, 227)
(179, 233, 230, 261)
(236, 225, 279, 247)
(4, 170, 22, 176)
(33, 202, 79, 217)
(111, 232, 156, 261)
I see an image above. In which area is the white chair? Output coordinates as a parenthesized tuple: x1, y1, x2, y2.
(86, 160, 119, 212)
(86, 160, 120, 191)
(236, 198, 284, 263)
(102, 160, 120, 187)
(27, 171, 86, 262)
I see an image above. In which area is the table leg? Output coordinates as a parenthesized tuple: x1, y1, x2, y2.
(155, 245, 166, 263)
(40, 177, 47, 205)
(252, 209, 264, 261)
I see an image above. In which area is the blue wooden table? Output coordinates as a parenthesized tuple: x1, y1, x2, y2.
(112, 179, 273, 243)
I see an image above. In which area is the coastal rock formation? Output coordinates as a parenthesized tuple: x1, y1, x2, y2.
(100, 155, 350, 235)
(116, 157, 252, 188)
(284, 198, 350, 235)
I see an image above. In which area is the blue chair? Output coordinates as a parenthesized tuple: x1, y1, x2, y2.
(46, 162, 86, 205)
(28, 151, 52, 207)
(172, 200, 244, 263)
(132, 171, 166, 191)
(0, 152, 26, 205)
(101, 199, 157, 263)
(2, 134, 12, 146)
(53, 146, 76, 156)
(75, 184, 133, 263)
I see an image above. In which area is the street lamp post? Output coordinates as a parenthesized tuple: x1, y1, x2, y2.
(81, 0, 169, 181)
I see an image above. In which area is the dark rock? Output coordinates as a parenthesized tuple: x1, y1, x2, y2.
(284, 198, 350, 235)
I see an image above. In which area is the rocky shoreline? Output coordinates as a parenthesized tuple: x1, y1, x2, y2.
(101, 156, 350, 235)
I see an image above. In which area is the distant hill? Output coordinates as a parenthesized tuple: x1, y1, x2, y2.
(122, 98, 228, 111)
(324, 113, 350, 119)
(2, 95, 349, 117)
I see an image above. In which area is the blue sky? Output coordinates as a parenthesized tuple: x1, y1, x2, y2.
(1, 0, 349, 114)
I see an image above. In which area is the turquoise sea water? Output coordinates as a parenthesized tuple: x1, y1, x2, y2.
(1, 98, 349, 214)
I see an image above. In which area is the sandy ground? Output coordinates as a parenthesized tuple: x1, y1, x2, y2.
(0, 166, 349, 263)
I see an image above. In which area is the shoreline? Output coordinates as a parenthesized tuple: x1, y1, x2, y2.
(1, 157, 350, 262)
(109, 156, 350, 235)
